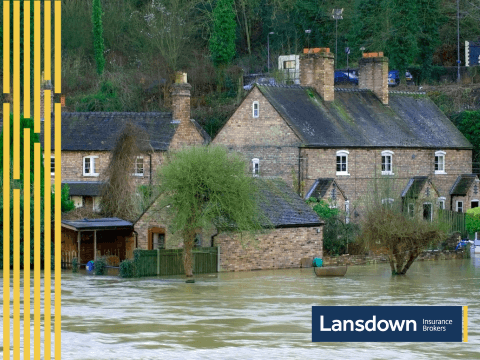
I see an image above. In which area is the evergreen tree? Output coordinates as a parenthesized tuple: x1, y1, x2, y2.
(209, 0, 236, 67)
(417, 0, 441, 82)
(92, 0, 105, 75)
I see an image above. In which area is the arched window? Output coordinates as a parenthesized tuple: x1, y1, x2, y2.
(252, 101, 259, 118)
(381, 150, 394, 175)
(435, 150, 446, 174)
(336, 150, 349, 175)
(437, 197, 446, 210)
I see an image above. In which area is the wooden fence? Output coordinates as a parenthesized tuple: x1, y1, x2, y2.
(61, 250, 77, 269)
(134, 247, 219, 277)
(438, 209, 466, 237)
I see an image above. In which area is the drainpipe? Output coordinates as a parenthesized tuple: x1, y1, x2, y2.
(298, 147, 302, 196)
(149, 153, 153, 186)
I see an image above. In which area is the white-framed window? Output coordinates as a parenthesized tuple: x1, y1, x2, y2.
(438, 197, 446, 210)
(83, 155, 99, 177)
(407, 203, 415, 217)
(456, 200, 464, 213)
(381, 150, 394, 175)
(134, 156, 144, 176)
(434, 151, 446, 174)
(252, 158, 259, 177)
(336, 150, 349, 175)
(43, 154, 55, 176)
(471, 199, 479, 209)
(381, 198, 395, 208)
(252, 101, 259, 118)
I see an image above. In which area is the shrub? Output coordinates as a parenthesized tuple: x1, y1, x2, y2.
(72, 257, 79, 273)
(119, 259, 135, 278)
(94, 257, 107, 275)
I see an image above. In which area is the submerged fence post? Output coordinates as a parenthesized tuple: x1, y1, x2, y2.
(157, 248, 160, 275)
(217, 246, 220, 272)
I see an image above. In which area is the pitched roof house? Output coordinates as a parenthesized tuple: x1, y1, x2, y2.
(212, 49, 473, 215)
(42, 74, 209, 211)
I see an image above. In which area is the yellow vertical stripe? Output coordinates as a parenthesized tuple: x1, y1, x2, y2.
(3, 102, 10, 360)
(13, 189, 20, 360)
(34, 0, 40, 133)
(3, 1, 10, 93)
(44, 0, 51, 81)
(24, 1, 31, 118)
(55, 102, 62, 359)
(13, 0, 20, 179)
(44, 90, 52, 360)
(463, 306, 468, 342)
(34, 142, 41, 360)
(24, 128, 31, 360)
(55, 1, 61, 94)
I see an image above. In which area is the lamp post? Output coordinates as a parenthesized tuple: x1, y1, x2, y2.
(267, 31, 275, 74)
(332, 9, 343, 67)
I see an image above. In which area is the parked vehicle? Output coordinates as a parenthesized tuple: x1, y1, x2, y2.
(334, 70, 358, 85)
(388, 70, 414, 86)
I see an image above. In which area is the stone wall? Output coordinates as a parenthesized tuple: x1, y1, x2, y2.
(302, 148, 472, 209)
(212, 87, 302, 184)
(214, 226, 323, 271)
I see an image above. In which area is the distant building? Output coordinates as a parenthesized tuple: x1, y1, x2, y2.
(278, 54, 300, 84)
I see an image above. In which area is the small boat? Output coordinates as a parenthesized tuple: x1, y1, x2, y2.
(314, 265, 347, 277)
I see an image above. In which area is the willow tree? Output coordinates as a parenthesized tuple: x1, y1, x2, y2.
(156, 146, 265, 277)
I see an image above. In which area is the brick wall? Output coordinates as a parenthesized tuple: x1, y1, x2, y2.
(214, 226, 323, 271)
(212, 87, 302, 184)
(302, 148, 472, 209)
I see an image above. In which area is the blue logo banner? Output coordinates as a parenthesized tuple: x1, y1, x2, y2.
(312, 306, 463, 342)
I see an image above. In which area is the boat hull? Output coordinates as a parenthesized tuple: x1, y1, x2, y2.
(314, 266, 347, 277)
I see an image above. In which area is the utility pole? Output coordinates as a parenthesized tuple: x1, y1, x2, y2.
(267, 32, 275, 74)
(332, 9, 343, 68)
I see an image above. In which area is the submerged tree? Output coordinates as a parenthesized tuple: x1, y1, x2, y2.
(358, 178, 448, 275)
(156, 146, 265, 277)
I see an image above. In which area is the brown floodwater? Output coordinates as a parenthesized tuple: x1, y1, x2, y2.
(2, 257, 480, 359)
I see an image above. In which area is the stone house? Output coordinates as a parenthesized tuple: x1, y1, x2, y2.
(450, 174, 480, 212)
(212, 48, 474, 214)
(401, 176, 441, 220)
(42, 74, 209, 211)
(133, 177, 324, 271)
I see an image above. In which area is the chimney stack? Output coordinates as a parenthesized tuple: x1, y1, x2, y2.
(171, 72, 191, 125)
(40, 78, 54, 121)
(299, 48, 334, 102)
(359, 53, 388, 105)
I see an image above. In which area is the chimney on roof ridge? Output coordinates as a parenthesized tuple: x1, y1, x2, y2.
(40, 76, 54, 121)
(299, 48, 334, 101)
(171, 72, 191, 125)
(359, 53, 388, 105)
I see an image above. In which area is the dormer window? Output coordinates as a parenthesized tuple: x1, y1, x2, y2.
(252, 158, 259, 177)
(336, 150, 349, 175)
(381, 150, 394, 175)
(252, 101, 259, 118)
(435, 151, 446, 174)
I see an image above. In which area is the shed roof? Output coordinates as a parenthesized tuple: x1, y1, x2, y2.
(61, 217, 133, 231)
(256, 85, 472, 149)
(401, 176, 435, 199)
(42, 112, 210, 151)
(256, 178, 323, 227)
(450, 174, 479, 196)
(62, 181, 104, 197)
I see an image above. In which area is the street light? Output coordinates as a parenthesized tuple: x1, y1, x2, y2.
(267, 31, 275, 74)
(332, 8, 343, 68)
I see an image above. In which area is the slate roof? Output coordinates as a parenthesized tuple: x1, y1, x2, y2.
(62, 181, 104, 197)
(401, 176, 430, 199)
(256, 85, 472, 149)
(304, 178, 348, 201)
(61, 217, 133, 231)
(41, 112, 210, 151)
(256, 178, 323, 227)
(450, 174, 478, 196)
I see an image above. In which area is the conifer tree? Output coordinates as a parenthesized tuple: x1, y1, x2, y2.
(209, 0, 236, 67)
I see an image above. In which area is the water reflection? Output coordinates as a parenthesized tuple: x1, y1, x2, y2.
(2, 259, 480, 359)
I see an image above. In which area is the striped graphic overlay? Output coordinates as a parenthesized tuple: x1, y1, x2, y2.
(2, 1, 61, 359)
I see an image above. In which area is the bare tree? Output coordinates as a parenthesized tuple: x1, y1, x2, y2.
(100, 123, 152, 220)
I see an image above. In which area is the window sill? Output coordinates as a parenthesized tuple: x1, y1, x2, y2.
(336, 172, 350, 176)
(83, 173, 99, 177)
(434, 171, 447, 175)
(381, 171, 394, 176)
(133, 173, 144, 177)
